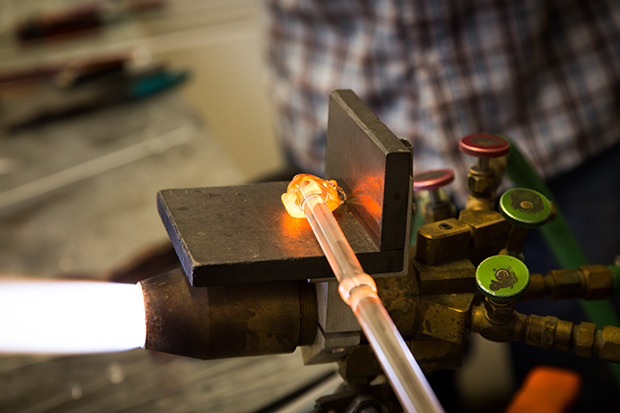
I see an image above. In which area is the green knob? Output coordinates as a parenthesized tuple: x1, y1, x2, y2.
(476, 255, 530, 302)
(499, 188, 552, 229)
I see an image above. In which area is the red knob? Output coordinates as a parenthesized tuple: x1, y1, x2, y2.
(413, 168, 455, 191)
(459, 134, 510, 158)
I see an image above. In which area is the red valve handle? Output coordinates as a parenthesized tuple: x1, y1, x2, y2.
(413, 168, 455, 191)
(459, 134, 510, 158)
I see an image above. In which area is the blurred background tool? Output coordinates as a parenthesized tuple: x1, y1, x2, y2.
(0, 52, 131, 100)
(15, 0, 166, 43)
(4, 67, 188, 131)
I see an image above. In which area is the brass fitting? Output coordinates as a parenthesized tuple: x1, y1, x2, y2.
(599, 326, 620, 362)
(484, 298, 517, 324)
(581, 265, 614, 300)
(424, 201, 456, 223)
(503, 226, 529, 258)
(524, 314, 574, 352)
(459, 208, 509, 250)
(460, 134, 508, 204)
(471, 306, 525, 342)
(464, 195, 495, 211)
(415, 218, 471, 266)
(467, 168, 499, 198)
(573, 322, 597, 358)
(546, 268, 584, 299)
(571, 322, 620, 362)
(471, 306, 620, 363)
(521, 273, 547, 300)
(523, 265, 615, 301)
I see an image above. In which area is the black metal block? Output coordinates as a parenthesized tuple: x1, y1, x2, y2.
(326, 90, 413, 251)
(157, 90, 412, 286)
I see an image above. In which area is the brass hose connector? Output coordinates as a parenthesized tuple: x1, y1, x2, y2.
(523, 265, 618, 301)
(471, 306, 620, 363)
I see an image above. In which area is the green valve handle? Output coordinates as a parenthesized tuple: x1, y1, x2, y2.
(499, 188, 553, 229)
(476, 255, 530, 302)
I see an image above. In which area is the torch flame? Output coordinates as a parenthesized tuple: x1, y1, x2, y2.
(0, 280, 146, 354)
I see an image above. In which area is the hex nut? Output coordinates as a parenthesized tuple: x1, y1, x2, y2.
(548, 269, 583, 299)
(581, 265, 613, 300)
(425, 202, 456, 223)
(598, 326, 620, 362)
(484, 298, 516, 324)
(467, 172, 495, 195)
(574, 322, 597, 358)
(553, 319, 574, 352)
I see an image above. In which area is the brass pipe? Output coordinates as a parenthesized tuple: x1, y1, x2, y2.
(521, 273, 547, 300)
(483, 298, 518, 324)
(522, 265, 615, 301)
(471, 306, 620, 363)
(504, 225, 529, 257)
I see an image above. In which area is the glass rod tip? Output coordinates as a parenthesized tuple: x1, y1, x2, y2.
(281, 174, 345, 218)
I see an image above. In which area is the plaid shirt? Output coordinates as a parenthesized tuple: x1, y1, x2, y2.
(265, 0, 620, 201)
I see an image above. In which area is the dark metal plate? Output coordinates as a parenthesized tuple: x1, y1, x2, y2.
(158, 90, 412, 286)
(326, 90, 413, 251)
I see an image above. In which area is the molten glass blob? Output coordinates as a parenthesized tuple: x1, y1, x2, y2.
(0, 281, 146, 354)
(281, 174, 345, 218)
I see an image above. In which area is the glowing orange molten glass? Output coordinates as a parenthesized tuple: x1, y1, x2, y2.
(281, 174, 346, 218)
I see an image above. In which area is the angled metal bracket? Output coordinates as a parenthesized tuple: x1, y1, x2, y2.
(157, 90, 413, 286)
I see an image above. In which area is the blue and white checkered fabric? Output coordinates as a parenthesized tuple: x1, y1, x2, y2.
(265, 0, 620, 201)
